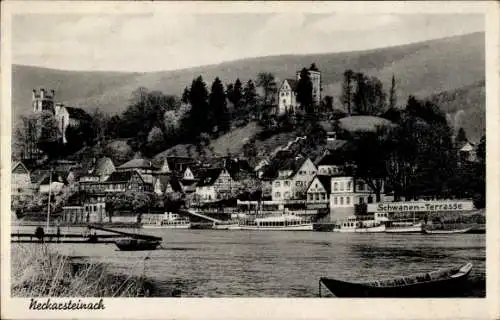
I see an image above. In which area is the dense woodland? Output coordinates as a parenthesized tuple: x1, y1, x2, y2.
(13, 65, 486, 213)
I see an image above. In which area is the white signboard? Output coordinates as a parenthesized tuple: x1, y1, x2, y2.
(368, 201, 474, 213)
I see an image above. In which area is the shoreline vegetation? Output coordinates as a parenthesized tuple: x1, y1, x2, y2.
(11, 244, 181, 297)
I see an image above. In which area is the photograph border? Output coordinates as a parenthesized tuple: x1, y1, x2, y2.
(1, 1, 499, 319)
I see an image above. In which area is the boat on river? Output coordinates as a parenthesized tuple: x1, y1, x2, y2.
(385, 221, 423, 233)
(423, 227, 472, 234)
(319, 262, 473, 297)
(333, 216, 385, 233)
(114, 238, 161, 251)
(142, 213, 191, 229)
(239, 214, 313, 231)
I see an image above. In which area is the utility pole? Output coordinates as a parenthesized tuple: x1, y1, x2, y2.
(46, 169, 52, 231)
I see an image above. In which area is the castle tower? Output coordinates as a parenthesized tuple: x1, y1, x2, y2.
(31, 89, 55, 112)
(296, 66, 321, 106)
(32, 88, 55, 114)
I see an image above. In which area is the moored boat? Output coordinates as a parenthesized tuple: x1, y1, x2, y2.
(142, 212, 191, 229)
(385, 221, 423, 233)
(239, 214, 313, 231)
(319, 262, 473, 297)
(333, 216, 386, 233)
(114, 238, 161, 251)
(423, 227, 472, 234)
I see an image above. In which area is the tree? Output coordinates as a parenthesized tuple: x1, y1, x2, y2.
(13, 114, 40, 161)
(209, 77, 230, 134)
(183, 76, 210, 136)
(256, 72, 277, 106)
(389, 74, 397, 109)
(477, 134, 485, 162)
(230, 79, 244, 116)
(341, 69, 354, 115)
(323, 96, 334, 115)
(455, 127, 468, 145)
(243, 80, 258, 118)
(296, 67, 314, 114)
(181, 86, 190, 104)
(36, 111, 62, 159)
(309, 63, 319, 72)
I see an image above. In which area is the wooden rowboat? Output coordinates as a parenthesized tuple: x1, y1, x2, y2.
(423, 228, 472, 234)
(319, 262, 473, 297)
(115, 238, 161, 251)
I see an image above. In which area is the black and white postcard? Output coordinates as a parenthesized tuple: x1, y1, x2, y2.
(1, 1, 499, 319)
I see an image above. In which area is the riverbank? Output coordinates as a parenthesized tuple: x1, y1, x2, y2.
(11, 244, 166, 297)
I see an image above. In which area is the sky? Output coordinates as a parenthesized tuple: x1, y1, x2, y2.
(12, 12, 484, 72)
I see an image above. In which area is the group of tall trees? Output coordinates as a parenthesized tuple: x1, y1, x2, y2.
(342, 94, 485, 207)
(341, 69, 392, 116)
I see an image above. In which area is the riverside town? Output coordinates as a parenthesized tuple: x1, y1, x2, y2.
(10, 13, 486, 299)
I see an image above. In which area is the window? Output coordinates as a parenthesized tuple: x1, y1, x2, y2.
(296, 181, 302, 186)
(340, 182, 344, 191)
(282, 99, 286, 105)
(347, 181, 352, 191)
(275, 192, 281, 199)
(275, 181, 281, 187)
(321, 193, 326, 200)
(334, 182, 338, 191)
(334, 197, 338, 205)
(285, 180, 290, 186)
(346, 196, 350, 205)
(357, 182, 364, 191)
(315, 193, 319, 200)
(340, 197, 344, 205)
(308, 194, 314, 201)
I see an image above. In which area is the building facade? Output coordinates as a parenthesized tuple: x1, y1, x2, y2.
(329, 176, 384, 222)
(272, 158, 317, 201)
(11, 162, 34, 202)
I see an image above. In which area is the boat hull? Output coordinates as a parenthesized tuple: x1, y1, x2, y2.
(114, 239, 161, 251)
(424, 228, 472, 234)
(385, 224, 423, 233)
(320, 263, 472, 298)
(142, 224, 190, 229)
(239, 224, 313, 231)
(333, 225, 386, 233)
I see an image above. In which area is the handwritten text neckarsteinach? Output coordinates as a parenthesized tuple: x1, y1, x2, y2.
(29, 298, 105, 310)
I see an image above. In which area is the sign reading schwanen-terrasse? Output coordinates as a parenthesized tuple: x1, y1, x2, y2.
(368, 201, 474, 213)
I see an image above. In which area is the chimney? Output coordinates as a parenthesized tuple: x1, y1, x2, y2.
(40, 88, 45, 99)
(32, 89, 37, 100)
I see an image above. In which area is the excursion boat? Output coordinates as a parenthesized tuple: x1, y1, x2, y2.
(239, 214, 313, 231)
(333, 216, 386, 233)
(142, 213, 191, 229)
(423, 227, 472, 234)
(319, 262, 473, 297)
(114, 238, 161, 251)
(385, 221, 423, 233)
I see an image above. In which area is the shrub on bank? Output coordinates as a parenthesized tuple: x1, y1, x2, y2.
(11, 244, 156, 297)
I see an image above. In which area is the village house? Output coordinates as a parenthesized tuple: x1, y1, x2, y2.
(11, 161, 34, 202)
(116, 158, 158, 185)
(306, 175, 331, 204)
(195, 168, 239, 202)
(329, 176, 384, 222)
(90, 157, 116, 181)
(315, 152, 345, 176)
(153, 175, 183, 196)
(457, 140, 478, 163)
(272, 157, 317, 201)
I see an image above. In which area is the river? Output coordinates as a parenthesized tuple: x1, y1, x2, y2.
(11, 227, 485, 297)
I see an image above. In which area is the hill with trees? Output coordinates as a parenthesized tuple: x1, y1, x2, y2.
(12, 32, 484, 140)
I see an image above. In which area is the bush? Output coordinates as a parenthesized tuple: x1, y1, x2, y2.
(11, 244, 157, 297)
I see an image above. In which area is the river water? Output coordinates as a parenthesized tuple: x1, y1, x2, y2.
(11, 228, 485, 297)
